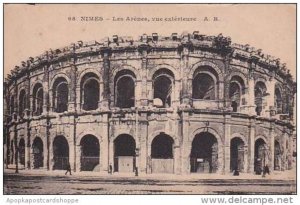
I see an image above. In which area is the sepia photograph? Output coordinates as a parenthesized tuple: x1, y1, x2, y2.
(2, 3, 297, 199)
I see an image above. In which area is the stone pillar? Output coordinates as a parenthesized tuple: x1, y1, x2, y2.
(135, 80, 142, 107)
(288, 133, 293, 169)
(100, 114, 109, 172)
(281, 130, 287, 171)
(140, 50, 148, 106)
(139, 113, 148, 174)
(98, 82, 103, 109)
(68, 65, 77, 112)
(43, 133, 48, 169)
(244, 145, 249, 172)
(43, 65, 49, 114)
(181, 47, 190, 105)
(75, 85, 81, 112)
(248, 119, 255, 173)
(108, 138, 114, 171)
(75, 144, 81, 172)
(47, 124, 53, 170)
(173, 80, 181, 107)
(69, 116, 76, 171)
(269, 124, 275, 171)
(224, 115, 231, 174)
(48, 89, 53, 112)
(266, 78, 276, 118)
(25, 121, 31, 169)
(247, 78, 256, 115)
(101, 50, 111, 109)
(174, 145, 180, 174)
(180, 111, 190, 174)
(218, 80, 225, 109)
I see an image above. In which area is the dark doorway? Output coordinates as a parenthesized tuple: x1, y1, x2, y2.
(114, 134, 136, 172)
(53, 136, 69, 170)
(254, 138, 267, 174)
(274, 140, 281, 171)
(190, 132, 218, 173)
(32, 137, 43, 169)
(230, 137, 245, 172)
(80, 135, 100, 171)
(19, 139, 25, 166)
(151, 134, 174, 173)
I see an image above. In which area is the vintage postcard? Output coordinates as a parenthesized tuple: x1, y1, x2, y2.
(2, 3, 296, 198)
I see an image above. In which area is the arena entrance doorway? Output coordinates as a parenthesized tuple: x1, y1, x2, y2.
(254, 138, 268, 174)
(230, 137, 245, 172)
(53, 135, 69, 170)
(80, 135, 100, 171)
(32, 137, 44, 169)
(114, 134, 136, 173)
(151, 133, 174, 173)
(190, 132, 218, 173)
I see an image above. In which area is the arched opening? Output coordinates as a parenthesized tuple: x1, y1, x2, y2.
(81, 73, 99, 111)
(19, 90, 27, 117)
(229, 76, 245, 112)
(32, 137, 43, 169)
(254, 138, 268, 174)
(190, 132, 218, 173)
(230, 137, 245, 172)
(275, 88, 283, 114)
(33, 83, 43, 116)
(115, 70, 135, 108)
(274, 140, 281, 171)
(151, 133, 174, 173)
(255, 82, 267, 116)
(192, 73, 215, 100)
(192, 66, 219, 101)
(19, 138, 25, 166)
(153, 69, 174, 108)
(80, 135, 100, 171)
(53, 77, 68, 113)
(114, 134, 136, 172)
(53, 135, 69, 170)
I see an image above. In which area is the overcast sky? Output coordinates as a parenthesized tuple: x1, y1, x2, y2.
(4, 4, 296, 79)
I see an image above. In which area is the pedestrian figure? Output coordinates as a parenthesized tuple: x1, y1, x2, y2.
(65, 162, 72, 175)
(233, 167, 239, 176)
(135, 167, 138, 176)
(263, 165, 270, 175)
(108, 164, 113, 174)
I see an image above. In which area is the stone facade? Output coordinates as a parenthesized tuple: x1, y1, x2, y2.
(4, 32, 296, 175)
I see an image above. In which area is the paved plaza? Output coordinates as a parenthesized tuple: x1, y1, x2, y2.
(4, 169, 296, 195)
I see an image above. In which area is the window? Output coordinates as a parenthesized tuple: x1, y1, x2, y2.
(115, 70, 135, 108)
(33, 83, 43, 116)
(53, 77, 68, 113)
(81, 73, 99, 111)
(153, 69, 174, 108)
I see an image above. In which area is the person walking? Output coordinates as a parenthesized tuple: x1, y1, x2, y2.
(65, 162, 72, 175)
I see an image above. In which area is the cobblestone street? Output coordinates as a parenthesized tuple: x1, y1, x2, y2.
(4, 169, 296, 195)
